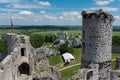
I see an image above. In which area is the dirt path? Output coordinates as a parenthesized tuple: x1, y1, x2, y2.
(59, 59, 116, 71)
(59, 63, 81, 71)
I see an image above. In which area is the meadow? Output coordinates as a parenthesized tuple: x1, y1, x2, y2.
(0, 29, 119, 80)
(0, 29, 120, 36)
(48, 48, 120, 80)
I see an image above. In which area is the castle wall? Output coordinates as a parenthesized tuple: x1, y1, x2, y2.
(110, 70, 120, 80)
(0, 33, 35, 80)
(81, 9, 114, 80)
(0, 33, 62, 80)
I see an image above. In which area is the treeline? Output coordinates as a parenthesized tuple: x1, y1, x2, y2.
(0, 25, 120, 31)
(0, 25, 81, 30)
(113, 26, 120, 31)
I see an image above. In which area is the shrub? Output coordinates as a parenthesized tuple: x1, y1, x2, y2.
(112, 36, 120, 46)
(59, 43, 74, 54)
(44, 35, 53, 42)
(30, 34, 44, 48)
(0, 38, 7, 53)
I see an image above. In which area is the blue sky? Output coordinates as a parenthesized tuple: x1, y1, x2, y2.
(0, 0, 120, 25)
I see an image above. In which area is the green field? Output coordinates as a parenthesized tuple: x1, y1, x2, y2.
(0, 29, 119, 37)
(47, 48, 82, 69)
(0, 29, 119, 79)
(47, 48, 120, 80)
(31, 30, 120, 36)
(60, 65, 80, 80)
(0, 29, 24, 35)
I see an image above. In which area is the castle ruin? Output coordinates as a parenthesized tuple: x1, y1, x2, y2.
(0, 33, 61, 80)
(0, 9, 120, 80)
(71, 9, 120, 80)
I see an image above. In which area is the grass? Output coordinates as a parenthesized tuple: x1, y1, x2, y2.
(0, 29, 119, 37)
(0, 29, 24, 35)
(112, 53, 120, 59)
(112, 61, 116, 70)
(47, 49, 120, 79)
(47, 48, 82, 69)
(47, 55, 63, 66)
(31, 30, 82, 35)
(43, 42, 53, 48)
(60, 65, 80, 80)
(113, 31, 120, 36)
(112, 53, 120, 70)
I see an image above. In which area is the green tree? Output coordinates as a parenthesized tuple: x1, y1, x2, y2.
(112, 36, 120, 46)
(30, 34, 45, 48)
(45, 35, 53, 42)
(59, 43, 74, 54)
(0, 38, 7, 53)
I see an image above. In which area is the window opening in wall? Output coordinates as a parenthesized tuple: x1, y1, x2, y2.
(86, 71, 93, 80)
(21, 48, 25, 56)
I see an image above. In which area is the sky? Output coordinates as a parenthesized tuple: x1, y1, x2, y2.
(0, 0, 120, 25)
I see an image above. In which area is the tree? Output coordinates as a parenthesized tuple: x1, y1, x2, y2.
(112, 36, 120, 46)
(59, 43, 74, 54)
(30, 34, 45, 48)
(0, 38, 7, 53)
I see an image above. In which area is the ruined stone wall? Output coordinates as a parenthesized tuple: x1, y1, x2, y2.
(0, 33, 35, 80)
(81, 9, 114, 80)
(110, 70, 120, 80)
(0, 33, 62, 80)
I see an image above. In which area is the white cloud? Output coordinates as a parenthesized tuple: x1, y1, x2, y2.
(63, 11, 80, 17)
(95, 0, 114, 6)
(114, 16, 120, 25)
(0, 8, 21, 12)
(42, 15, 56, 20)
(6, 4, 39, 9)
(0, 0, 18, 3)
(114, 16, 120, 20)
(19, 11, 34, 16)
(40, 11, 46, 14)
(38, 1, 52, 7)
(59, 16, 64, 19)
(87, 7, 118, 12)
(62, 11, 81, 21)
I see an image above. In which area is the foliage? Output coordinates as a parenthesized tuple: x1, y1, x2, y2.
(30, 34, 45, 48)
(112, 53, 120, 59)
(44, 35, 53, 42)
(59, 43, 74, 54)
(112, 36, 120, 46)
(0, 37, 7, 53)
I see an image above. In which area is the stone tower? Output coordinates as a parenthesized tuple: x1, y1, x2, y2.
(81, 9, 114, 80)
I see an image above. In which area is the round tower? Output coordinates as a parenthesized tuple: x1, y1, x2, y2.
(81, 9, 114, 80)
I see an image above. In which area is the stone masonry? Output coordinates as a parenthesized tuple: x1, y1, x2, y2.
(0, 33, 61, 80)
(81, 9, 114, 80)
(70, 9, 116, 80)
